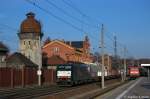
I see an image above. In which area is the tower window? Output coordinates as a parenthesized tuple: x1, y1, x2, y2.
(29, 41, 31, 45)
(24, 41, 25, 45)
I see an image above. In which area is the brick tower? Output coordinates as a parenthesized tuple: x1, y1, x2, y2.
(18, 12, 43, 67)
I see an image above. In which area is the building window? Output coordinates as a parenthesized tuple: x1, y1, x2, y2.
(53, 47, 59, 53)
(1, 56, 6, 62)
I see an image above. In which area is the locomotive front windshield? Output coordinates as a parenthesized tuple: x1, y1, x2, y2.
(57, 65, 72, 70)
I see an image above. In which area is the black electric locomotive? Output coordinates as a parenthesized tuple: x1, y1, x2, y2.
(56, 62, 101, 86)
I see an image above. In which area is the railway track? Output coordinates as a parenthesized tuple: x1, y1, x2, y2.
(40, 78, 122, 99)
(0, 78, 121, 99)
(0, 85, 67, 99)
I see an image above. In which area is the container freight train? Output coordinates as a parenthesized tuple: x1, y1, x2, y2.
(56, 62, 120, 86)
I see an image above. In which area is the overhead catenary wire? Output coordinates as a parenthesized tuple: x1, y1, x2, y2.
(62, 0, 85, 17)
(0, 1, 99, 53)
(25, 0, 113, 44)
(0, 23, 18, 43)
(25, 0, 101, 49)
(0, 22, 21, 46)
(62, 0, 102, 25)
(26, 0, 86, 33)
(0, 23, 18, 32)
(103, 28, 132, 57)
(45, 0, 98, 29)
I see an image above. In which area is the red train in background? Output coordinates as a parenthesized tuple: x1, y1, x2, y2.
(128, 66, 140, 79)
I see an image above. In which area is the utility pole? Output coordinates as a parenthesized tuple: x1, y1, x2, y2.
(114, 35, 123, 82)
(107, 54, 110, 76)
(100, 24, 105, 89)
(123, 46, 127, 81)
(113, 34, 118, 69)
(114, 34, 117, 60)
(37, 36, 42, 86)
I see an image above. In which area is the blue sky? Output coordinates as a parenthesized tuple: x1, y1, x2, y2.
(0, 0, 150, 58)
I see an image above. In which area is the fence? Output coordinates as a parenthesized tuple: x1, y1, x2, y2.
(42, 69, 56, 85)
(0, 67, 56, 88)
